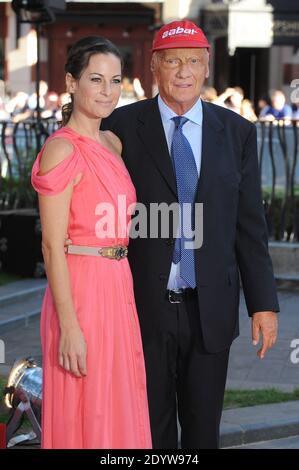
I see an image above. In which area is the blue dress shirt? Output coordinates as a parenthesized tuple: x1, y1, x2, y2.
(157, 95, 203, 290)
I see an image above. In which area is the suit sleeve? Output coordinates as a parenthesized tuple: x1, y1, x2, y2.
(101, 112, 120, 134)
(235, 124, 280, 316)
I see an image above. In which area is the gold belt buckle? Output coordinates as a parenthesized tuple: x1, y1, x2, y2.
(98, 246, 128, 260)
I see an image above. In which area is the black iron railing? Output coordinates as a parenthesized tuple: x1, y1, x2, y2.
(0, 119, 59, 209)
(257, 121, 299, 242)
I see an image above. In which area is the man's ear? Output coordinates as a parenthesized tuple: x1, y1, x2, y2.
(204, 49, 210, 79)
(150, 57, 155, 74)
(151, 51, 160, 74)
(65, 73, 76, 94)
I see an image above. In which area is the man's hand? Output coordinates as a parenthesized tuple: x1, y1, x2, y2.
(251, 311, 278, 359)
(64, 233, 73, 252)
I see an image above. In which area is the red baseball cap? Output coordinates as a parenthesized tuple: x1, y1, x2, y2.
(152, 20, 210, 52)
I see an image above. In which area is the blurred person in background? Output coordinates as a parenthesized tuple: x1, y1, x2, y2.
(6, 91, 30, 122)
(257, 93, 270, 116)
(41, 91, 59, 119)
(27, 79, 49, 113)
(55, 92, 72, 121)
(215, 87, 257, 122)
(133, 77, 146, 100)
(0, 79, 5, 100)
(0, 96, 9, 120)
(200, 85, 218, 103)
(0, 80, 10, 120)
(214, 86, 244, 114)
(241, 98, 257, 122)
(117, 76, 138, 107)
(259, 89, 292, 120)
(291, 99, 299, 120)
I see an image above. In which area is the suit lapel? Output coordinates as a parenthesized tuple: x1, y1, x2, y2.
(136, 98, 225, 201)
(136, 97, 177, 198)
(197, 101, 225, 201)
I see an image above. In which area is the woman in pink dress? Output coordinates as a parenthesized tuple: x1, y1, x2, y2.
(31, 36, 152, 449)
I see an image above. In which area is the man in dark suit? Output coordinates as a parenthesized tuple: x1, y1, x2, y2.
(102, 20, 279, 449)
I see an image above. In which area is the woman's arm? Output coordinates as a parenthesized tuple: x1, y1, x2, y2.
(38, 138, 86, 378)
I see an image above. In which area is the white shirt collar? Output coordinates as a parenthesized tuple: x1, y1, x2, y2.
(158, 94, 203, 126)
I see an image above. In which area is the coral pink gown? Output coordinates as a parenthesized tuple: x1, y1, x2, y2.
(31, 127, 152, 449)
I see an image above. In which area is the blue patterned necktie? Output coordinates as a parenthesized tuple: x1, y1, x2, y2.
(171, 116, 198, 288)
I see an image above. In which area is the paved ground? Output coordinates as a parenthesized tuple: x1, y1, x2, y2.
(1, 287, 299, 391)
(0, 283, 299, 449)
(0, 317, 42, 372)
(226, 289, 299, 392)
(231, 435, 299, 449)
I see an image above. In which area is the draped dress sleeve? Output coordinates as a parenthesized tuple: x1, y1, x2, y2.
(31, 137, 84, 196)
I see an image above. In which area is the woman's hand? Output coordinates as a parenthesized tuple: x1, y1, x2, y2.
(59, 323, 87, 377)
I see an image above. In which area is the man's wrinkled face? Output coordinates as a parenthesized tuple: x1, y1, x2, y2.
(151, 48, 209, 113)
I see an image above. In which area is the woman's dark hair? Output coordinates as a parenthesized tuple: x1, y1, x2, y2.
(61, 36, 123, 126)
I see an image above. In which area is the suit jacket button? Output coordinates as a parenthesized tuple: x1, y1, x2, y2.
(166, 239, 174, 246)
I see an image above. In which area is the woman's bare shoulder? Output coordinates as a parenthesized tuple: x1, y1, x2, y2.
(39, 137, 74, 175)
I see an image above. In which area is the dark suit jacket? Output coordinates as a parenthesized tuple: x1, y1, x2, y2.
(102, 97, 279, 353)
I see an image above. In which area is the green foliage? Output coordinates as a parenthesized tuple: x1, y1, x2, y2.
(0, 272, 23, 286)
(0, 147, 37, 210)
(224, 388, 299, 409)
(0, 376, 9, 423)
(262, 187, 299, 240)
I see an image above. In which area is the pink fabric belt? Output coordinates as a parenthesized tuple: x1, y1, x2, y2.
(66, 244, 128, 260)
